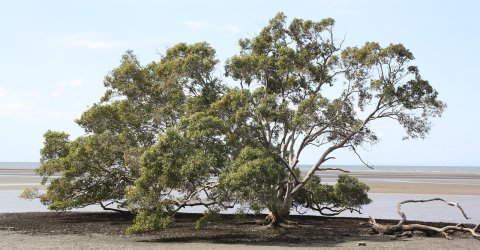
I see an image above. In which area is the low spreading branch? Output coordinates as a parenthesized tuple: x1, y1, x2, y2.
(310, 203, 362, 216)
(99, 202, 130, 214)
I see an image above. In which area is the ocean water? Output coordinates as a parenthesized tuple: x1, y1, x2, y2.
(2, 162, 480, 172)
(2, 190, 478, 224)
(1, 162, 480, 223)
(345, 193, 480, 223)
(177, 193, 480, 224)
(0, 162, 40, 169)
(299, 164, 480, 172)
(0, 190, 104, 213)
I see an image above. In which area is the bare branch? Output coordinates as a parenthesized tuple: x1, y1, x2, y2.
(349, 145, 374, 169)
(368, 198, 479, 239)
(397, 198, 471, 223)
(309, 203, 362, 216)
(291, 95, 384, 195)
(274, 153, 300, 183)
(173, 183, 220, 213)
(99, 202, 130, 214)
(316, 167, 350, 173)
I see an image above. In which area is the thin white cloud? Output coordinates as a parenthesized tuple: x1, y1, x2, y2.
(184, 21, 242, 36)
(185, 21, 209, 29)
(321, 0, 353, 4)
(52, 79, 83, 98)
(0, 80, 87, 121)
(226, 25, 241, 35)
(0, 87, 41, 120)
(57, 33, 128, 49)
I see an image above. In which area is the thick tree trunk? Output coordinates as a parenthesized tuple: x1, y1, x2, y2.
(265, 193, 293, 227)
(265, 211, 282, 227)
(266, 184, 293, 227)
(265, 207, 291, 227)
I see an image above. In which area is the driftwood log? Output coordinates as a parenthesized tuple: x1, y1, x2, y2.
(368, 198, 480, 239)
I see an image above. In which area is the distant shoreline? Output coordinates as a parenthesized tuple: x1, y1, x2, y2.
(1, 162, 480, 171)
(2, 168, 480, 194)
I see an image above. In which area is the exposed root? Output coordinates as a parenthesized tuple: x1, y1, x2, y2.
(265, 212, 292, 228)
(266, 223, 282, 229)
(283, 219, 299, 225)
(265, 212, 280, 228)
(235, 219, 268, 225)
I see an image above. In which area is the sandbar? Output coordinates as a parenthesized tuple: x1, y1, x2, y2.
(2, 168, 480, 195)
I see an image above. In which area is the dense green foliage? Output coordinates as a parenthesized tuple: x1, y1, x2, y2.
(30, 13, 445, 231)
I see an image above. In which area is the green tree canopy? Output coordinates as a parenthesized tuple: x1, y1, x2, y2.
(34, 42, 222, 213)
(30, 13, 445, 231)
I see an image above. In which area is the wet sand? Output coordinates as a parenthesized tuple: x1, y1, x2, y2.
(1, 212, 479, 250)
(315, 170, 480, 195)
(1, 231, 479, 250)
(0, 169, 46, 191)
(3, 168, 480, 195)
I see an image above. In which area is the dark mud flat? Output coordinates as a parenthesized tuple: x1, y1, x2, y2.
(0, 212, 473, 244)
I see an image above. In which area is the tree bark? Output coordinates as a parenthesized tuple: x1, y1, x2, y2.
(368, 198, 480, 239)
(265, 188, 293, 227)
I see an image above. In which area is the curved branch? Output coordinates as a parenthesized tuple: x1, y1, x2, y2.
(349, 145, 373, 169)
(368, 198, 479, 239)
(173, 183, 220, 212)
(316, 167, 350, 173)
(292, 96, 383, 195)
(309, 203, 362, 216)
(396, 198, 470, 223)
(99, 202, 130, 214)
(273, 153, 300, 183)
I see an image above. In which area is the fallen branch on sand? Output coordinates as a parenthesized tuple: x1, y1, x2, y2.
(367, 198, 480, 239)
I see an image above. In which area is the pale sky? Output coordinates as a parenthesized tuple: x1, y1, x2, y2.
(0, 0, 479, 167)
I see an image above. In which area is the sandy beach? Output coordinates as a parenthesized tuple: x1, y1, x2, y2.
(3, 168, 480, 195)
(0, 168, 46, 191)
(349, 171, 480, 195)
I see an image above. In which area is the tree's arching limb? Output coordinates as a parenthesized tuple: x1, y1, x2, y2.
(368, 198, 480, 239)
